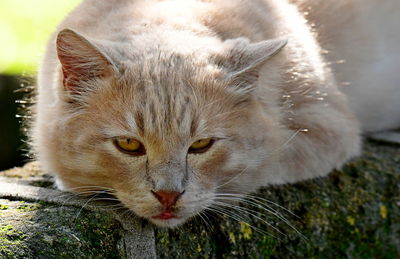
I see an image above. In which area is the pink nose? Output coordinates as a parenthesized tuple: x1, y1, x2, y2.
(151, 190, 184, 208)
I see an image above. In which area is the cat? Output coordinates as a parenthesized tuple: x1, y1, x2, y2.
(30, 0, 400, 228)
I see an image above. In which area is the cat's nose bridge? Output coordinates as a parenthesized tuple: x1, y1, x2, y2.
(148, 160, 188, 191)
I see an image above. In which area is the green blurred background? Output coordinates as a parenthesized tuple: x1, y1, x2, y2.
(0, 0, 80, 170)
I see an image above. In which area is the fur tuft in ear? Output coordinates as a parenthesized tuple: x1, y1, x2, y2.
(216, 37, 287, 93)
(56, 29, 114, 93)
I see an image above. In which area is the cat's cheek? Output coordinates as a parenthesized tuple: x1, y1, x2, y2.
(96, 150, 135, 176)
(185, 152, 226, 191)
(197, 150, 230, 174)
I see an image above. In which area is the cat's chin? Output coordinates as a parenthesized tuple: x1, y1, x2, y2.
(148, 216, 188, 228)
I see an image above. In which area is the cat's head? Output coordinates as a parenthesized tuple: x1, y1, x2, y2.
(43, 29, 286, 227)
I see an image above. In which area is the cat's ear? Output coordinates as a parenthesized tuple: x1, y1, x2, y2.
(56, 29, 114, 93)
(217, 38, 287, 92)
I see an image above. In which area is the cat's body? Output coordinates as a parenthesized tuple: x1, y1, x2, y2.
(294, 0, 400, 132)
(31, 0, 399, 227)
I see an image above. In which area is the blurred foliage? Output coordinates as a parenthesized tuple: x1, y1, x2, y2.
(0, 75, 26, 170)
(0, 0, 80, 75)
(0, 1, 80, 170)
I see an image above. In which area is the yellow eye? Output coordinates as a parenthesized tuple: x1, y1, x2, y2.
(114, 138, 145, 155)
(189, 138, 214, 153)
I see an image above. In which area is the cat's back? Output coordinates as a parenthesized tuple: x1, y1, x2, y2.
(294, 0, 400, 132)
(58, 0, 275, 40)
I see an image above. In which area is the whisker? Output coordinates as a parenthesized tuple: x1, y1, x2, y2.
(198, 210, 213, 230)
(266, 129, 303, 159)
(49, 189, 117, 209)
(206, 206, 250, 226)
(216, 192, 300, 219)
(56, 190, 114, 198)
(244, 194, 301, 219)
(216, 194, 292, 223)
(119, 207, 135, 219)
(65, 186, 116, 193)
(215, 165, 250, 190)
(215, 196, 283, 222)
(206, 206, 279, 240)
(213, 201, 286, 237)
(196, 212, 211, 229)
(74, 193, 103, 220)
(215, 193, 306, 239)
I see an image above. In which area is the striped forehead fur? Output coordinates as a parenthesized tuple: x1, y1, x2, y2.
(82, 50, 249, 145)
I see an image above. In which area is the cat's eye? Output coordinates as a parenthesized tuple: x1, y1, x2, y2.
(189, 138, 214, 154)
(113, 138, 145, 155)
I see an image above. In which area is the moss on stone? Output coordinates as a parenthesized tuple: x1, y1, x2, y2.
(15, 201, 42, 213)
(0, 224, 28, 258)
(0, 199, 122, 258)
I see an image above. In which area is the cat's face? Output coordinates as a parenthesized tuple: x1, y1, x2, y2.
(44, 29, 285, 227)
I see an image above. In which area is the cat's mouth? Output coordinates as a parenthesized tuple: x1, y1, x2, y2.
(148, 210, 188, 227)
(152, 210, 177, 220)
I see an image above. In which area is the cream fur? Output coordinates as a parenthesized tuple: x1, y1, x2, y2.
(30, 0, 398, 227)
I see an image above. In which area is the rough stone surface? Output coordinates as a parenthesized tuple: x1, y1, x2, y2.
(0, 162, 156, 259)
(0, 199, 121, 258)
(1, 140, 399, 258)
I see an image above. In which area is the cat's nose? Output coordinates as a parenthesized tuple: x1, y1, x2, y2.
(151, 190, 184, 208)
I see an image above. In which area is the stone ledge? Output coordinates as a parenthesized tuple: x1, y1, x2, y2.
(0, 163, 156, 259)
(1, 140, 399, 258)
